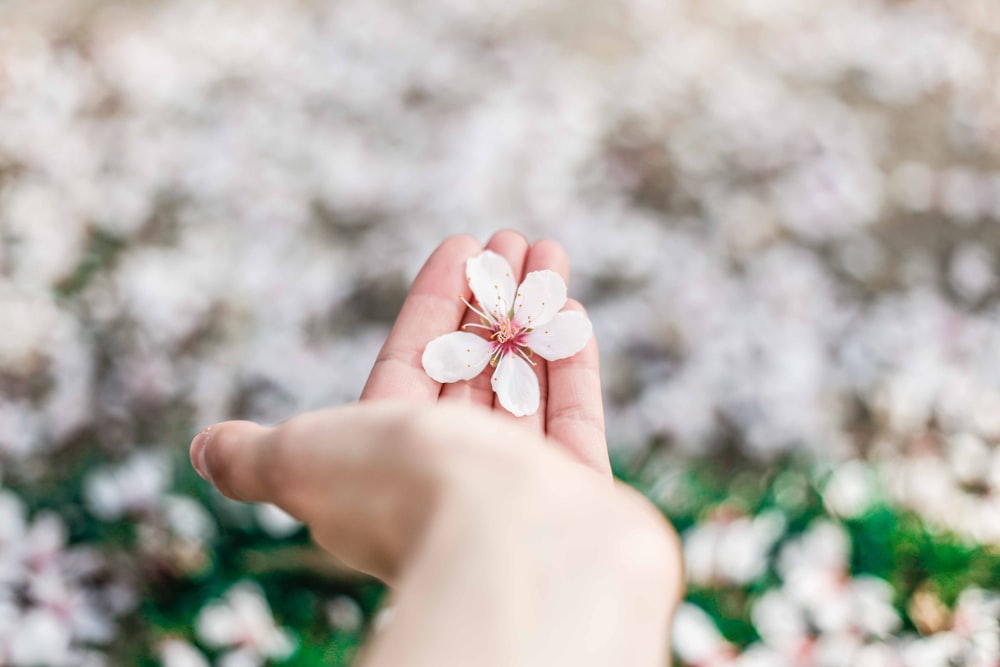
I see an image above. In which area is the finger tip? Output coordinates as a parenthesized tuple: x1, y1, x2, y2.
(486, 229, 531, 275)
(437, 233, 482, 258)
(527, 239, 570, 282)
(191, 420, 265, 491)
(189, 427, 213, 481)
(488, 228, 530, 248)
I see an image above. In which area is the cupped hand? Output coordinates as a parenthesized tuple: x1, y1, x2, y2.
(360, 232, 610, 477)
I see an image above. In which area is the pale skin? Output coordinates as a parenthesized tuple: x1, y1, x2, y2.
(189, 231, 683, 666)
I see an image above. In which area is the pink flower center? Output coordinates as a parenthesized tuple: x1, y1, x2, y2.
(491, 317, 527, 356)
(459, 295, 535, 367)
(492, 318, 518, 344)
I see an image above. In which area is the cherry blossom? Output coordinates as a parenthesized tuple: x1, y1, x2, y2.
(422, 250, 592, 416)
(195, 582, 296, 667)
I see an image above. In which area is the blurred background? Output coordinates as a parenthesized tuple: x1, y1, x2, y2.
(1, 0, 1000, 665)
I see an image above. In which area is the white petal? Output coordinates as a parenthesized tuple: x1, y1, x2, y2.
(466, 251, 517, 321)
(422, 332, 493, 383)
(512, 270, 567, 329)
(524, 311, 592, 361)
(491, 354, 540, 417)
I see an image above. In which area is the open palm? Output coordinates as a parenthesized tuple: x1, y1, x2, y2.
(360, 231, 610, 476)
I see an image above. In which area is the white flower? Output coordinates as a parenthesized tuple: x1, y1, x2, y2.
(194, 582, 295, 667)
(822, 460, 878, 519)
(672, 603, 738, 666)
(683, 510, 786, 586)
(160, 495, 217, 545)
(421, 250, 592, 416)
(7, 609, 74, 667)
(772, 521, 900, 640)
(82, 451, 172, 521)
(326, 596, 363, 634)
(158, 639, 210, 667)
(253, 503, 302, 539)
(950, 588, 1000, 666)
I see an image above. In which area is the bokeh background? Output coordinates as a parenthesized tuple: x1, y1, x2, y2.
(2, 0, 1000, 665)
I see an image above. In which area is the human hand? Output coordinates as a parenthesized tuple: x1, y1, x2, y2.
(189, 233, 681, 665)
(189, 401, 680, 667)
(360, 232, 610, 476)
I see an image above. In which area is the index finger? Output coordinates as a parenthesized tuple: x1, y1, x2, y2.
(361, 235, 483, 402)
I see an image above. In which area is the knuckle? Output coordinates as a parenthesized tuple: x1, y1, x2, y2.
(548, 402, 604, 431)
(383, 404, 537, 489)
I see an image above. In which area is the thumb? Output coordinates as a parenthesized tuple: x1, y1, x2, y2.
(190, 420, 276, 503)
(187, 402, 448, 579)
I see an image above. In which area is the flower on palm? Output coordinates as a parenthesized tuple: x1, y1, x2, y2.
(421, 250, 592, 416)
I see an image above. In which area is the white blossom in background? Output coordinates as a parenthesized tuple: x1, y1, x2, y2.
(672, 603, 738, 667)
(0, 488, 124, 666)
(822, 460, 879, 519)
(949, 244, 996, 303)
(678, 522, 996, 667)
(0, 0, 998, 474)
(683, 510, 786, 586)
(902, 590, 1000, 667)
(884, 432, 1000, 545)
(83, 450, 173, 520)
(158, 639, 210, 667)
(950, 588, 1000, 666)
(195, 582, 296, 667)
(775, 521, 900, 640)
(160, 494, 217, 545)
(253, 503, 302, 539)
(82, 450, 217, 569)
(326, 596, 364, 634)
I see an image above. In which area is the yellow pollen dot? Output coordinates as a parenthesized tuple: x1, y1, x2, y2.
(545, 330, 549, 334)
(466, 348, 471, 352)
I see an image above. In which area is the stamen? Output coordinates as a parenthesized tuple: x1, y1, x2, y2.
(461, 322, 493, 332)
(460, 295, 496, 325)
(516, 346, 537, 367)
(491, 319, 519, 344)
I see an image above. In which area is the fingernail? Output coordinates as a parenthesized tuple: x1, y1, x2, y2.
(190, 427, 213, 481)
